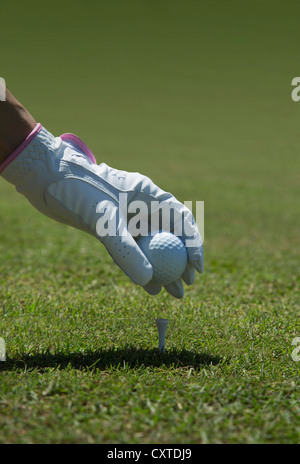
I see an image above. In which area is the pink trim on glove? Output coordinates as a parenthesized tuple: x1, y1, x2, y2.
(0, 123, 42, 175)
(60, 133, 97, 164)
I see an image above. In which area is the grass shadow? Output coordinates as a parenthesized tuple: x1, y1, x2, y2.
(0, 346, 225, 372)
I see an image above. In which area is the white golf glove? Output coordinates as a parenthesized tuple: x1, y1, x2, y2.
(0, 124, 203, 298)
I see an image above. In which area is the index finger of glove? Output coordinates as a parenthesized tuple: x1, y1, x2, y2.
(96, 203, 153, 286)
(102, 231, 153, 286)
(181, 207, 204, 273)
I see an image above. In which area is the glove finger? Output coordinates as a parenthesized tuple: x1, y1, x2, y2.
(99, 208, 153, 286)
(164, 278, 184, 299)
(160, 197, 204, 274)
(180, 210, 204, 273)
(186, 239, 204, 274)
(181, 263, 195, 286)
(103, 232, 153, 286)
(143, 281, 162, 296)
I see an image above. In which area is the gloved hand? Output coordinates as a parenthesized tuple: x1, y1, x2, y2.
(0, 124, 204, 298)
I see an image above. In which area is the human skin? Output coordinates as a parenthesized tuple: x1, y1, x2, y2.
(0, 88, 36, 164)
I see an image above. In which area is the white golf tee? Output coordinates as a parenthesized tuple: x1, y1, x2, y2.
(156, 319, 169, 352)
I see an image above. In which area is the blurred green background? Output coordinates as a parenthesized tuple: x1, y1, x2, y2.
(1, 0, 299, 249)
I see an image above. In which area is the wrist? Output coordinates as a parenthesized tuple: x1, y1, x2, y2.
(0, 123, 42, 174)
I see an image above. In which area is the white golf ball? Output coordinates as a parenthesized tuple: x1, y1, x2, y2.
(138, 231, 187, 285)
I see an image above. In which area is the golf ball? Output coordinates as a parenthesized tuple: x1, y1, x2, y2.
(138, 231, 187, 285)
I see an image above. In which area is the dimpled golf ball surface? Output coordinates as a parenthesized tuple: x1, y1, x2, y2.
(138, 232, 187, 285)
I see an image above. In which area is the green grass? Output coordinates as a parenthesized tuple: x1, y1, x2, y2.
(1, 0, 300, 444)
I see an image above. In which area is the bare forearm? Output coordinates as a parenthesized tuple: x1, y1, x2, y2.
(0, 89, 36, 163)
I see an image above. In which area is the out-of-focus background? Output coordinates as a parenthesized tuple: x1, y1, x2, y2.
(0, 0, 299, 444)
(2, 0, 299, 249)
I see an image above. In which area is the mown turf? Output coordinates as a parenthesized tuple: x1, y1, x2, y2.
(1, 0, 300, 444)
